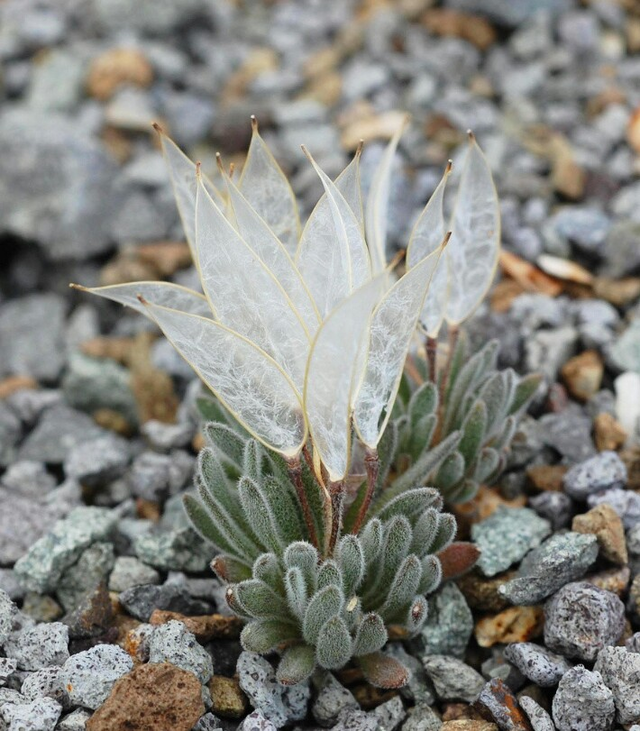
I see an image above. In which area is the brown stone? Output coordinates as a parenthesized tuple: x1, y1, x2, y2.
(594, 413, 628, 452)
(490, 279, 526, 313)
(453, 487, 526, 536)
(340, 109, 409, 150)
(456, 570, 515, 613)
(149, 610, 243, 642)
(584, 566, 630, 597)
(441, 722, 498, 731)
(628, 107, 640, 153)
(136, 242, 192, 277)
(135, 498, 161, 522)
(128, 333, 179, 424)
(82, 337, 135, 364)
(87, 48, 154, 101)
(560, 350, 603, 402)
(421, 9, 496, 50)
(209, 675, 249, 718)
(572, 504, 628, 565)
(351, 683, 398, 710)
(93, 408, 133, 436)
(62, 582, 114, 639)
(499, 251, 563, 297)
(619, 448, 640, 490)
(100, 253, 159, 287)
(0, 375, 38, 399)
(475, 606, 544, 648)
(593, 277, 640, 307)
(442, 704, 487, 722)
(537, 254, 593, 285)
(526, 465, 568, 492)
(87, 663, 204, 731)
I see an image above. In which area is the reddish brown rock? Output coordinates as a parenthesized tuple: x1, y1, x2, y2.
(475, 606, 544, 648)
(441, 722, 498, 731)
(477, 678, 532, 731)
(149, 610, 243, 641)
(87, 663, 204, 731)
(572, 504, 628, 565)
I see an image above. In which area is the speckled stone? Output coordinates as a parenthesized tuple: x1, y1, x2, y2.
(372, 696, 405, 731)
(528, 491, 573, 530)
(0, 696, 62, 730)
(471, 507, 551, 577)
(13, 507, 116, 594)
(544, 582, 625, 662)
(563, 451, 627, 499)
(237, 652, 310, 729)
(3, 621, 69, 671)
(312, 672, 359, 727)
(108, 556, 160, 592)
(147, 620, 213, 684)
(420, 583, 473, 659)
(499, 532, 598, 605)
(593, 646, 640, 726)
(422, 655, 485, 703)
(503, 643, 571, 687)
(587, 488, 640, 529)
(59, 644, 133, 710)
(519, 696, 555, 731)
(401, 704, 442, 731)
(21, 665, 69, 709)
(56, 542, 115, 612)
(0, 588, 17, 645)
(134, 526, 211, 573)
(240, 711, 278, 731)
(552, 666, 614, 731)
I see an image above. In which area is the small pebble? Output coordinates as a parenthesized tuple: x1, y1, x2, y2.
(108, 555, 160, 592)
(503, 643, 571, 687)
(519, 696, 555, 731)
(59, 644, 133, 710)
(422, 656, 485, 703)
(572, 503, 628, 564)
(587, 487, 640, 529)
(528, 492, 573, 530)
(55, 708, 92, 730)
(544, 582, 625, 661)
(552, 666, 615, 731)
(147, 619, 213, 684)
(563, 451, 627, 499)
(3, 622, 69, 671)
(312, 672, 359, 727)
(476, 678, 531, 731)
(499, 532, 598, 604)
(475, 606, 544, 648)
(471, 507, 551, 577)
(0, 696, 62, 731)
(594, 645, 640, 726)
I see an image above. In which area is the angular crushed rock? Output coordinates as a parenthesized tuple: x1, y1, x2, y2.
(563, 451, 627, 499)
(422, 655, 484, 703)
(503, 642, 571, 687)
(59, 644, 133, 710)
(13, 507, 116, 594)
(499, 532, 598, 604)
(544, 582, 625, 661)
(552, 666, 615, 731)
(593, 646, 640, 726)
(471, 507, 551, 577)
(3, 621, 69, 671)
(147, 619, 213, 684)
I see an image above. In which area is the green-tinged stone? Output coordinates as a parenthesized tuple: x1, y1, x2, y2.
(14, 507, 116, 594)
(134, 526, 212, 572)
(56, 542, 115, 612)
(472, 507, 551, 577)
(420, 583, 473, 659)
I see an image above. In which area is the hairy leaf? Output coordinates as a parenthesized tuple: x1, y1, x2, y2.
(316, 615, 352, 670)
(303, 585, 343, 645)
(241, 619, 298, 654)
(336, 535, 365, 598)
(277, 644, 316, 686)
(358, 652, 410, 689)
(285, 567, 308, 620)
(233, 579, 289, 619)
(353, 613, 388, 656)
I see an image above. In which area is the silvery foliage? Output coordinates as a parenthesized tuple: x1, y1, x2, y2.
(73, 118, 506, 685)
(185, 418, 455, 688)
(370, 333, 541, 505)
(73, 119, 500, 485)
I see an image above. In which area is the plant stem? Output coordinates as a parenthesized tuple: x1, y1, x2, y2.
(433, 326, 459, 444)
(351, 448, 379, 535)
(287, 457, 319, 550)
(326, 480, 345, 557)
(426, 336, 438, 385)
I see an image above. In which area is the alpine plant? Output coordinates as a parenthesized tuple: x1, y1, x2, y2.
(71, 116, 526, 686)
